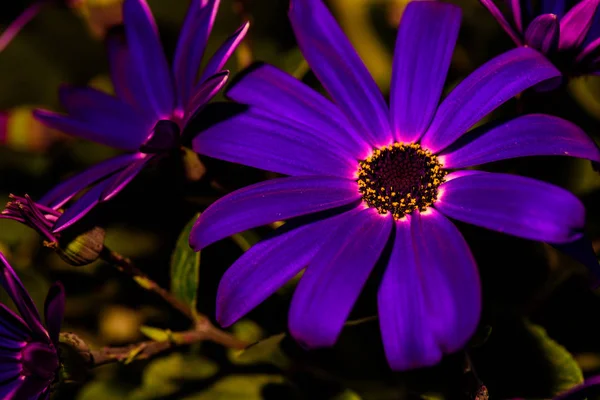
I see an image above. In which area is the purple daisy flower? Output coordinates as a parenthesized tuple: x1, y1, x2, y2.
(480, 0, 600, 78)
(0, 252, 64, 399)
(33, 0, 249, 232)
(0, 194, 61, 244)
(188, 0, 600, 370)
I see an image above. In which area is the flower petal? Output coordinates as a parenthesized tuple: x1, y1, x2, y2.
(43, 282, 65, 346)
(183, 71, 229, 126)
(100, 154, 154, 201)
(288, 0, 391, 146)
(0, 376, 22, 398)
(39, 153, 142, 209)
(441, 114, 600, 168)
(189, 176, 361, 251)
(197, 21, 249, 84)
(421, 47, 560, 153)
(173, 0, 219, 106)
(0, 253, 47, 340)
(193, 106, 356, 177)
(435, 172, 585, 244)
(390, 1, 460, 143)
(217, 208, 356, 327)
(552, 374, 600, 400)
(123, 0, 175, 118)
(479, 0, 522, 45)
(107, 33, 156, 120)
(225, 63, 368, 157)
(541, 0, 566, 18)
(289, 208, 392, 348)
(53, 177, 116, 233)
(524, 14, 559, 54)
(558, 0, 600, 51)
(0, 2, 45, 52)
(0, 304, 30, 341)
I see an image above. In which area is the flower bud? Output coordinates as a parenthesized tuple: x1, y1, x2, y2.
(55, 227, 106, 266)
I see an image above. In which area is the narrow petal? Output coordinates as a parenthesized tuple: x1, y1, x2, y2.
(173, 0, 219, 106)
(509, 0, 524, 32)
(39, 153, 142, 209)
(183, 71, 229, 126)
(225, 63, 368, 157)
(0, 304, 31, 340)
(524, 14, 559, 54)
(0, 253, 47, 340)
(576, 37, 600, 66)
(479, 0, 523, 45)
(53, 178, 116, 233)
(100, 154, 154, 201)
(217, 208, 357, 327)
(189, 176, 361, 251)
(541, 0, 566, 18)
(107, 33, 156, 120)
(377, 217, 442, 370)
(421, 47, 560, 153)
(289, 208, 392, 348)
(409, 210, 481, 353)
(0, 2, 45, 52)
(558, 0, 600, 51)
(441, 114, 600, 169)
(44, 283, 65, 346)
(435, 172, 586, 244)
(197, 21, 249, 84)
(123, 0, 175, 118)
(390, 2, 460, 143)
(0, 376, 22, 397)
(59, 86, 153, 148)
(288, 0, 391, 146)
(193, 107, 356, 178)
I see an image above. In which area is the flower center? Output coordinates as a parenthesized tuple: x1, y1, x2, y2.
(21, 341, 59, 380)
(356, 143, 446, 219)
(140, 119, 181, 153)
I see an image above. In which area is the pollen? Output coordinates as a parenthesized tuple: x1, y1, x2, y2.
(356, 143, 447, 219)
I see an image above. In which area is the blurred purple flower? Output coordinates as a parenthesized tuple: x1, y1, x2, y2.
(0, 252, 64, 399)
(481, 0, 600, 78)
(188, 0, 600, 370)
(33, 0, 248, 232)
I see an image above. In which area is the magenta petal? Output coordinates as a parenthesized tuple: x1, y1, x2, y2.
(39, 153, 141, 209)
(377, 217, 442, 370)
(0, 2, 45, 52)
(123, 0, 175, 119)
(479, 0, 523, 45)
(0, 376, 22, 399)
(0, 253, 47, 340)
(192, 107, 356, 177)
(216, 209, 356, 327)
(288, 0, 391, 146)
(189, 176, 361, 251)
(421, 48, 560, 153)
(577, 37, 600, 66)
(435, 172, 586, 244)
(183, 71, 229, 125)
(225, 63, 368, 157)
(524, 14, 559, 54)
(43, 283, 65, 346)
(0, 304, 30, 340)
(390, 2, 460, 143)
(100, 154, 153, 201)
(289, 209, 392, 348)
(198, 21, 249, 84)
(441, 114, 600, 168)
(558, 0, 600, 51)
(509, 0, 524, 32)
(173, 0, 219, 106)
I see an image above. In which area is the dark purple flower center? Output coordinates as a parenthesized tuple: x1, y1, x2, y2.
(357, 143, 446, 219)
(140, 119, 181, 153)
(21, 341, 59, 380)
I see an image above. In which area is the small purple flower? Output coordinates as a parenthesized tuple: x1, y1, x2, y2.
(188, 0, 600, 370)
(33, 0, 249, 232)
(481, 0, 600, 78)
(0, 252, 64, 399)
(0, 194, 61, 244)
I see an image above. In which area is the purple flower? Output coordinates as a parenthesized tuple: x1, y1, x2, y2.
(188, 0, 600, 370)
(33, 0, 249, 233)
(0, 252, 64, 399)
(481, 0, 600, 78)
(0, 194, 61, 244)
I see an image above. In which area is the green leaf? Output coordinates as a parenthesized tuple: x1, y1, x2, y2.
(227, 320, 289, 368)
(230, 230, 261, 252)
(139, 326, 171, 342)
(525, 321, 584, 397)
(182, 374, 286, 400)
(170, 214, 201, 308)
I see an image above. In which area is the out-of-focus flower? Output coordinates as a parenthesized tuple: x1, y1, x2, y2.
(480, 0, 600, 79)
(34, 0, 249, 232)
(0, 251, 64, 398)
(189, 0, 600, 370)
